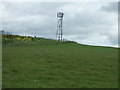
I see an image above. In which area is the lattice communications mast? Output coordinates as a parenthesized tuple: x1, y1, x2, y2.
(56, 12, 64, 41)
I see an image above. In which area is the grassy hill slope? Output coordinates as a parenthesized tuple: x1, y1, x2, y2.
(2, 35, 118, 88)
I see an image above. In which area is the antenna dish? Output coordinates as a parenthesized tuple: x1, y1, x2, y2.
(57, 12, 64, 18)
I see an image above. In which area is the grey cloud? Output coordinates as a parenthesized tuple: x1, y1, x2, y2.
(100, 2, 118, 12)
(2, 2, 118, 47)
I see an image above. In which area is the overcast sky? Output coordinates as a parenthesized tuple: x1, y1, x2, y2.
(1, 2, 118, 47)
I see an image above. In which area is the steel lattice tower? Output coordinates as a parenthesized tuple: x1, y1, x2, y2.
(56, 12, 64, 41)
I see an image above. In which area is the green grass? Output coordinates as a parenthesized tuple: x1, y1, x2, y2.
(2, 35, 118, 88)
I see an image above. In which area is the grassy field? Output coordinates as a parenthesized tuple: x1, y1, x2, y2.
(2, 35, 118, 88)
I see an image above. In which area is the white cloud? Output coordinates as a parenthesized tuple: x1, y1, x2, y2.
(1, 2, 118, 47)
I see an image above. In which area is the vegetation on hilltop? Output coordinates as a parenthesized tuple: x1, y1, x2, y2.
(2, 34, 77, 46)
